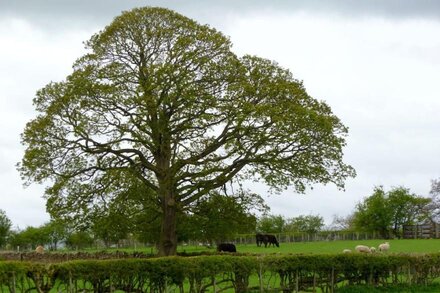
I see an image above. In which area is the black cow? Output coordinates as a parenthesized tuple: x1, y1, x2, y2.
(256, 233, 279, 248)
(217, 243, 237, 253)
(265, 234, 279, 247)
(256, 233, 266, 247)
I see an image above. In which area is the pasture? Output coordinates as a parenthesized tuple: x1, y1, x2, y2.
(177, 239, 440, 255)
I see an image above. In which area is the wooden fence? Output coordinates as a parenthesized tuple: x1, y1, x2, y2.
(403, 223, 440, 239)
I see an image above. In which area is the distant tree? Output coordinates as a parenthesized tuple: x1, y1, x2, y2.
(65, 230, 94, 250)
(327, 214, 354, 231)
(19, 7, 355, 256)
(0, 210, 12, 248)
(286, 214, 324, 234)
(257, 215, 286, 234)
(91, 204, 133, 248)
(428, 179, 440, 221)
(352, 187, 393, 238)
(8, 231, 23, 250)
(133, 210, 161, 246)
(41, 219, 68, 250)
(387, 187, 430, 238)
(352, 186, 430, 238)
(9, 226, 49, 250)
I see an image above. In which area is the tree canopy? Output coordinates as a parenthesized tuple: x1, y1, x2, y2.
(19, 7, 355, 255)
(352, 186, 430, 238)
(428, 178, 440, 221)
(183, 191, 263, 244)
(286, 214, 324, 234)
(0, 209, 12, 248)
(257, 214, 286, 234)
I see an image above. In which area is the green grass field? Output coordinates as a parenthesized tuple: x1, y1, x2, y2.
(176, 239, 440, 255)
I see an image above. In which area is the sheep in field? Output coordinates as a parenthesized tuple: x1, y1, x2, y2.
(378, 242, 390, 252)
(370, 247, 376, 253)
(342, 249, 352, 253)
(355, 245, 371, 253)
(35, 245, 44, 254)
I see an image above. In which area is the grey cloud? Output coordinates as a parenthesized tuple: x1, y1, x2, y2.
(1, 0, 440, 31)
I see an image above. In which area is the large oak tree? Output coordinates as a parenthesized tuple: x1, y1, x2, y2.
(19, 7, 355, 256)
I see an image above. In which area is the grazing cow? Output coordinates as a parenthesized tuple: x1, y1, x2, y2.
(217, 243, 237, 253)
(266, 234, 279, 247)
(256, 233, 280, 248)
(256, 233, 266, 247)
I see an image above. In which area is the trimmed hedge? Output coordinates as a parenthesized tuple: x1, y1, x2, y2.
(2, 253, 440, 292)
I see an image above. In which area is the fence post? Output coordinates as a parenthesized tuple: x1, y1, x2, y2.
(69, 271, 73, 293)
(11, 271, 16, 293)
(331, 267, 335, 293)
(313, 272, 316, 293)
(295, 270, 299, 293)
(259, 259, 264, 293)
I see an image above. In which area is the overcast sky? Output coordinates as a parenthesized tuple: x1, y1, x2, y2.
(1, 1, 439, 229)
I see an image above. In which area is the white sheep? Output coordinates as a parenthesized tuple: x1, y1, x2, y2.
(355, 245, 371, 253)
(370, 247, 376, 253)
(378, 242, 390, 252)
(35, 245, 44, 254)
(342, 249, 352, 253)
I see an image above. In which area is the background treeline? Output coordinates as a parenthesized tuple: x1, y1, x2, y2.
(1, 181, 440, 251)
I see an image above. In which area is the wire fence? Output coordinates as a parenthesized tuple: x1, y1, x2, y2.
(232, 231, 382, 245)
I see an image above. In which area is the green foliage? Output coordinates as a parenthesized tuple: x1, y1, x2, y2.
(19, 6, 355, 255)
(352, 186, 430, 238)
(133, 210, 162, 246)
(8, 226, 49, 250)
(285, 214, 324, 233)
(387, 187, 431, 237)
(0, 262, 28, 291)
(0, 210, 11, 248)
(337, 284, 440, 293)
(40, 219, 68, 250)
(65, 230, 94, 250)
(184, 191, 260, 244)
(91, 206, 133, 248)
(257, 214, 286, 233)
(353, 187, 392, 237)
(3, 254, 440, 292)
(7, 220, 68, 251)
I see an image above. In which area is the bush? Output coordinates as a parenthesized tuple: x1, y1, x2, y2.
(2, 253, 440, 292)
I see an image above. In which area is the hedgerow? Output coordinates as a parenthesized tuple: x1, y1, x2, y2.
(2, 253, 440, 292)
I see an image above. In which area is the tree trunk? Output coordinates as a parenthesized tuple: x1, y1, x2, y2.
(158, 195, 178, 256)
